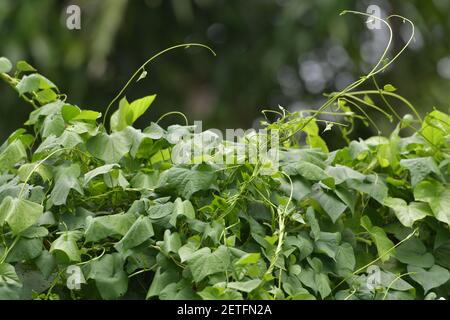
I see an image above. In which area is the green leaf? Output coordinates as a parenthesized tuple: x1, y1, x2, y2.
(50, 231, 82, 263)
(235, 253, 261, 266)
(383, 84, 397, 92)
(0, 263, 22, 299)
(334, 186, 357, 214)
(186, 246, 230, 283)
(114, 216, 154, 252)
(315, 273, 331, 299)
(325, 165, 365, 184)
(349, 140, 369, 160)
(169, 198, 196, 226)
(50, 163, 83, 206)
(110, 97, 131, 132)
(62, 105, 101, 122)
(286, 233, 313, 261)
(6, 238, 42, 262)
(85, 213, 136, 243)
(157, 164, 217, 199)
(148, 202, 174, 220)
(379, 271, 414, 291)
(312, 189, 347, 223)
(400, 157, 441, 186)
(347, 175, 388, 204)
(16, 74, 57, 95)
(0, 139, 27, 172)
(284, 161, 328, 181)
(18, 163, 52, 182)
(35, 89, 58, 105)
(41, 113, 65, 138)
(0, 57, 13, 73)
(315, 232, 341, 259)
(72, 110, 102, 121)
(146, 267, 179, 299)
(305, 207, 320, 240)
(129, 95, 156, 123)
(21, 226, 48, 238)
(87, 132, 131, 163)
(298, 267, 331, 299)
(110, 95, 156, 131)
(227, 279, 262, 293)
(407, 265, 450, 293)
(361, 216, 395, 262)
(158, 230, 182, 254)
(395, 237, 435, 268)
(384, 197, 431, 227)
(302, 118, 329, 152)
(335, 243, 356, 276)
(34, 251, 56, 279)
(198, 286, 243, 300)
(16, 60, 36, 73)
(83, 164, 119, 186)
(414, 180, 450, 226)
(0, 196, 44, 235)
(61, 104, 81, 122)
(26, 100, 63, 125)
(420, 110, 450, 146)
(88, 253, 128, 299)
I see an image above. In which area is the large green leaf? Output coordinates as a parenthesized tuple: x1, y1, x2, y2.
(146, 267, 180, 299)
(379, 271, 414, 291)
(407, 265, 450, 293)
(186, 246, 231, 283)
(6, 238, 42, 262)
(414, 180, 450, 226)
(0, 196, 43, 235)
(420, 110, 450, 146)
(158, 230, 182, 254)
(16, 74, 57, 95)
(50, 231, 82, 263)
(18, 162, 52, 182)
(361, 216, 395, 262)
(110, 95, 156, 132)
(314, 232, 341, 259)
(114, 216, 154, 252)
(0, 263, 22, 299)
(198, 286, 243, 300)
(0, 139, 27, 172)
(157, 164, 217, 199)
(83, 164, 119, 186)
(347, 175, 388, 204)
(335, 243, 356, 276)
(88, 253, 128, 299)
(325, 165, 365, 184)
(26, 100, 63, 125)
(384, 197, 432, 227)
(169, 198, 195, 226)
(50, 163, 83, 206)
(298, 267, 331, 299)
(85, 213, 136, 242)
(395, 237, 435, 268)
(400, 157, 441, 186)
(283, 161, 328, 181)
(312, 189, 347, 223)
(227, 279, 262, 293)
(86, 132, 131, 163)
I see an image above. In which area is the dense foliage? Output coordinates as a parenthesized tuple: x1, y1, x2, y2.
(0, 14, 449, 300)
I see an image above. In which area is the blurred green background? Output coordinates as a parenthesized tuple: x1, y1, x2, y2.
(1, 0, 450, 146)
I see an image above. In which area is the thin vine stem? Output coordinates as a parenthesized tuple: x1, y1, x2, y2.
(103, 43, 216, 129)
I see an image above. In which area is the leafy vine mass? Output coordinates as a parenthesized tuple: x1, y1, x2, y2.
(0, 11, 448, 300)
